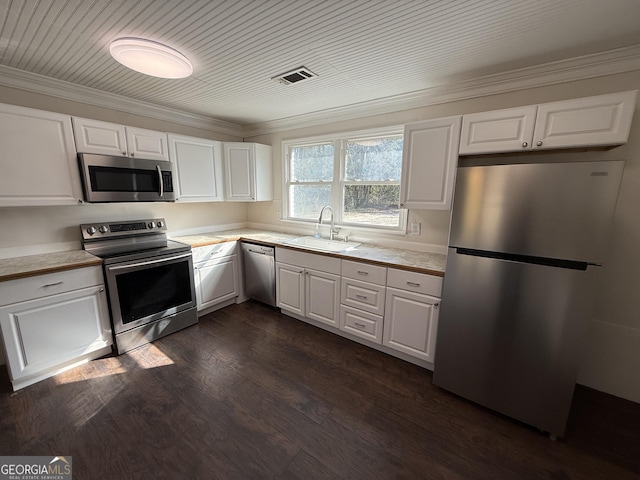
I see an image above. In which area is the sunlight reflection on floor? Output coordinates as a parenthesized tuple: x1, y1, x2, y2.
(127, 343, 176, 369)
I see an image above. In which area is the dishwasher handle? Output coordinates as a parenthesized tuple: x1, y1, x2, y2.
(241, 242, 275, 257)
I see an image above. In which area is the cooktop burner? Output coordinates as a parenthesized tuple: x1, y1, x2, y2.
(80, 218, 189, 261)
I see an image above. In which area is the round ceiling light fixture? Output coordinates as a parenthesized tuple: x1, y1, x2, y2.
(109, 38, 193, 79)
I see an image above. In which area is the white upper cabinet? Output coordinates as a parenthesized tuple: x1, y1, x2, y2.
(459, 90, 637, 155)
(72, 117, 169, 160)
(168, 134, 224, 202)
(0, 103, 83, 206)
(223, 142, 272, 201)
(459, 106, 538, 154)
(532, 90, 637, 150)
(400, 116, 461, 210)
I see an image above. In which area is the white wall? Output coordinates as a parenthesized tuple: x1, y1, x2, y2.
(246, 70, 640, 404)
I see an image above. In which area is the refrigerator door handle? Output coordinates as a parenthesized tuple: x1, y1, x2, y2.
(454, 247, 589, 271)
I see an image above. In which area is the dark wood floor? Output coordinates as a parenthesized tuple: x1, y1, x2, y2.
(1, 301, 639, 479)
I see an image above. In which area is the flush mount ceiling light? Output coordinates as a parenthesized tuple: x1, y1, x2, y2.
(109, 38, 193, 79)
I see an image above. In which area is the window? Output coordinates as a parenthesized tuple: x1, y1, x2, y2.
(284, 128, 406, 232)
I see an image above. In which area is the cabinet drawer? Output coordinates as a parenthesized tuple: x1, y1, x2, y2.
(192, 241, 237, 263)
(386, 268, 443, 297)
(276, 247, 341, 275)
(340, 305, 382, 344)
(0, 266, 104, 306)
(341, 260, 387, 285)
(341, 277, 385, 315)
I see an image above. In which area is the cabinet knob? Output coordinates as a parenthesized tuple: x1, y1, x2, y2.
(130, 152, 135, 157)
(122, 151, 127, 156)
(522, 142, 528, 147)
(434, 302, 440, 307)
(536, 141, 543, 147)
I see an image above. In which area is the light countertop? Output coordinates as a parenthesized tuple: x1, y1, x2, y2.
(0, 229, 447, 282)
(0, 250, 102, 282)
(172, 229, 447, 277)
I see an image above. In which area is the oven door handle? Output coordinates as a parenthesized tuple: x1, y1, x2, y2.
(156, 165, 164, 198)
(108, 252, 191, 271)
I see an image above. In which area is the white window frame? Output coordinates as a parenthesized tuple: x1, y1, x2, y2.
(282, 126, 408, 234)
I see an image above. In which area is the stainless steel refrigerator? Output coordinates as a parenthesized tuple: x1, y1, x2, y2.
(433, 160, 624, 438)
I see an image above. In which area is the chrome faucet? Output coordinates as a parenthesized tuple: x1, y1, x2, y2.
(317, 205, 339, 240)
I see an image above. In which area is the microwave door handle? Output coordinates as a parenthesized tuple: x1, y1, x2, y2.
(156, 165, 164, 198)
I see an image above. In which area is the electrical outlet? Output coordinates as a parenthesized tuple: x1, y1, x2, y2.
(410, 222, 421, 235)
(276, 211, 281, 220)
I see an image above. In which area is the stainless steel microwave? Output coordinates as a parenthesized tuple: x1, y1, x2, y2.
(78, 153, 175, 202)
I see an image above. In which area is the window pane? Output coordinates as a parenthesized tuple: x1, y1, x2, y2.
(343, 185, 400, 226)
(345, 136, 403, 181)
(290, 143, 334, 182)
(290, 184, 332, 220)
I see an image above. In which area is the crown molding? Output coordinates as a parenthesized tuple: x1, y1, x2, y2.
(1, 45, 639, 139)
(242, 44, 640, 137)
(0, 64, 244, 137)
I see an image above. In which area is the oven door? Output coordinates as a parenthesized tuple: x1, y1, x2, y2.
(105, 251, 196, 334)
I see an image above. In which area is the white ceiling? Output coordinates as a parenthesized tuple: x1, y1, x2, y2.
(1, 0, 640, 129)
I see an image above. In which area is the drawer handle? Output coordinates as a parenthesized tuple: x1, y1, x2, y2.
(355, 294, 368, 300)
(42, 281, 64, 288)
(354, 322, 366, 329)
(406, 281, 420, 287)
(357, 270, 369, 275)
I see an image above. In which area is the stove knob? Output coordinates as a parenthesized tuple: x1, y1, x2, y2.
(86, 226, 97, 235)
(156, 220, 164, 228)
(148, 221, 156, 229)
(98, 225, 109, 234)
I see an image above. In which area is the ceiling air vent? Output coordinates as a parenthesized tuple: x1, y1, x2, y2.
(272, 66, 317, 85)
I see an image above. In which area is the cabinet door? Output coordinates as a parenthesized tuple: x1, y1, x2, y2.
(383, 287, 440, 362)
(169, 134, 224, 202)
(125, 126, 169, 160)
(194, 256, 238, 311)
(0, 105, 82, 206)
(0, 285, 112, 387)
(224, 143, 255, 201)
(400, 116, 461, 210)
(532, 90, 637, 150)
(459, 106, 537, 155)
(72, 117, 128, 156)
(305, 269, 340, 327)
(276, 262, 305, 316)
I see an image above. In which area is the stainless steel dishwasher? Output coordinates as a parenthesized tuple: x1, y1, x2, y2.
(240, 242, 276, 306)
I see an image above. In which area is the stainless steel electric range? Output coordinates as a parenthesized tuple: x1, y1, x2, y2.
(81, 218, 197, 354)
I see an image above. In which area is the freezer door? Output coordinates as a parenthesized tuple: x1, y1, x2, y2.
(449, 161, 624, 263)
(433, 248, 599, 437)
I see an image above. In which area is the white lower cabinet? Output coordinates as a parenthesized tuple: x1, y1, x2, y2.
(383, 269, 443, 363)
(275, 248, 341, 328)
(339, 305, 383, 344)
(339, 260, 386, 344)
(0, 266, 112, 391)
(305, 269, 340, 327)
(193, 242, 239, 313)
(275, 249, 444, 366)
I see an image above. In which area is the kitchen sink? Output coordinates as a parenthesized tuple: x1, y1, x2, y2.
(284, 236, 361, 252)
